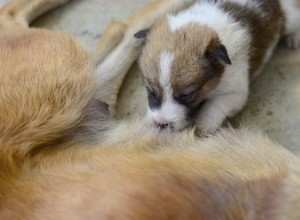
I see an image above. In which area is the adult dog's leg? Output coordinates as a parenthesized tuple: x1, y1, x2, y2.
(94, 0, 196, 114)
(0, 0, 71, 28)
(94, 20, 127, 67)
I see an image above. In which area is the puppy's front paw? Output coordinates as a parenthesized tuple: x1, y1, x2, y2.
(283, 32, 300, 49)
(194, 127, 213, 138)
(194, 127, 205, 138)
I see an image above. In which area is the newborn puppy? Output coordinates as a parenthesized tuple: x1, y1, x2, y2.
(135, 0, 300, 133)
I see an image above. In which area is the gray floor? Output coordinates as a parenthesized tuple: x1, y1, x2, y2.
(1, 0, 300, 153)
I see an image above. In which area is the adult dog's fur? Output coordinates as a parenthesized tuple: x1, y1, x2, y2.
(0, 0, 299, 219)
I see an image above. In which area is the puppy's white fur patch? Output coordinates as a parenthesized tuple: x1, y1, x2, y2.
(168, 2, 230, 33)
(280, 0, 300, 34)
(159, 51, 174, 87)
(280, 0, 300, 49)
(148, 51, 187, 129)
(231, 0, 262, 12)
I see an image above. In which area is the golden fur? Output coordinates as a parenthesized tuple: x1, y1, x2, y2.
(0, 0, 300, 219)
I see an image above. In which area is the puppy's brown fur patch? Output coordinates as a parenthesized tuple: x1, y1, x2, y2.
(222, 0, 285, 78)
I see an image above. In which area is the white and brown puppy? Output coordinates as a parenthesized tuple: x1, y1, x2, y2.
(135, 0, 300, 133)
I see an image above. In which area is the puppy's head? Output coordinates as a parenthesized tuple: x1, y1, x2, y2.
(135, 17, 231, 131)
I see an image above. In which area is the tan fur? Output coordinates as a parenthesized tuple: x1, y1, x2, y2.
(94, 20, 127, 65)
(0, 0, 300, 220)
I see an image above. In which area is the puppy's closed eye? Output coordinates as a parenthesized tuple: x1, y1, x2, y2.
(176, 91, 197, 106)
(147, 88, 161, 109)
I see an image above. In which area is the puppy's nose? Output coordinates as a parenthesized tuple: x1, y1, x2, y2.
(156, 123, 169, 130)
(152, 114, 174, 130)
(155, 122, 175, 130)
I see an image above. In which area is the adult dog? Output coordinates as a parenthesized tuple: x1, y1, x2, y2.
(0, 0, 299, 219)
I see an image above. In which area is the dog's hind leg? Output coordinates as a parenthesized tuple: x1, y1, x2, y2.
(0, 0, 71, 28)
(93, 21, 129, 115)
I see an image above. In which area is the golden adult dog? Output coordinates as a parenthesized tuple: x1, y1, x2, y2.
(0, 0, 299, 219)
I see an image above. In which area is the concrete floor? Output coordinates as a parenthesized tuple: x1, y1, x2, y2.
(1, 0, 300, 153)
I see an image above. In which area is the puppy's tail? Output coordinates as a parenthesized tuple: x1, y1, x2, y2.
(0, 0, 71, 28)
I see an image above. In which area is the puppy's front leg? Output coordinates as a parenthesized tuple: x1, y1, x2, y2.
(196, 88, 249, 135)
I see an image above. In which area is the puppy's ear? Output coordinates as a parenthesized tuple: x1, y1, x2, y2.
(205, 42, 232, 65)
(134, 29, 150, 39)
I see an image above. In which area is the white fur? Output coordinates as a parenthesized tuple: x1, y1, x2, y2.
(280, 0, 300, 49)
(148, 51, 188, 129)
(168, 0, 263, 30)
(280, 0, 300, 34)
(229, 0, 263, 12)
(159, 51, 174, 87)
(197, 60, 249, 133)
(168, 2, 233, 34)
